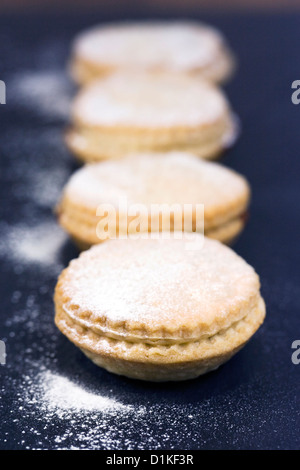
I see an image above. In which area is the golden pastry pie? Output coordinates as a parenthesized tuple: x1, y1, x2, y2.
(56, 152, 250, 249)
(54, 235, 266, 381)
(70, 21, 235, 85)
(66, 72, 238, 163)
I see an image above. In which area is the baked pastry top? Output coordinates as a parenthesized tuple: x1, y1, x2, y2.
(58, 152, 249, 237)
(67, 73, 237, 162)
(55, 236, 262, 345)
(70, 21, 235, 84)
(71, 72, 233, 130)
(55, 236, 265, 380)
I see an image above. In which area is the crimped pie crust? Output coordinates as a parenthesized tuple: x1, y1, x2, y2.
(55, 234, 265, 381)
(59, 211, 245, 249)
(55, 236, 262, 342)
(72, 73, 231, 128)
(54, 236, 265, 381)
(57, 152, 250, 246)
(67, 73, 237, 162)
(70, 22, 235, 85)
(55, 297, 265, 381)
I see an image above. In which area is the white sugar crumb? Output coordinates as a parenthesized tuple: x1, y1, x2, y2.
(75, 73, 227, 128)
(32, 370, 130, 415)
(0, 221, 67, 268)
(62, 238, 258, 328)
(1, 127, 71, 209)
(29, 166, 70, 208)
(14, 363, 153, 449)
(65, 152, 248, 210)
(10, 70, 72, 119)
(76, 22, 224, 71)
(17, 362, 205, 450)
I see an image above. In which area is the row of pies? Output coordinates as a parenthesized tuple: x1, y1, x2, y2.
(54, 22, 266, 382)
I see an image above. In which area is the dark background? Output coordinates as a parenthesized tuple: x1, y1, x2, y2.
(0, 6, 300, 449)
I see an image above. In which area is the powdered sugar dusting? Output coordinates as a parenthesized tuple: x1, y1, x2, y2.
(0, 221, 68, 270)
(74, 72, 229, 127)
(64, 152, 249, 214)
(27, 369, 131, 416)
(75, 22, 226, 72)
(1, 127, 71, 209)
(10, 70, 73, 120)
(60, 237, 259, 337)
(1, 273, 267, 450)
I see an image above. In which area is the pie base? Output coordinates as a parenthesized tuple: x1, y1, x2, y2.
(70, 23, 235, 87)
(55, 296, 265, 382)
(65, 116, 237, 163)
(57, 207, 246, 249)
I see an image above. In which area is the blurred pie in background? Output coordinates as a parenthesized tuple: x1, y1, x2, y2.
(66, 72, 238, 162)
(56, 152, 250, 248)
(54, 235, 265, 381)
(70, 21, 235, 85)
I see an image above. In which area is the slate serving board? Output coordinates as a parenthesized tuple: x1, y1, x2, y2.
(0, 9, 299, 450)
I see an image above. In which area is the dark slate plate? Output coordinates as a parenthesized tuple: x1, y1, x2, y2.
(0, 10, 299, 450)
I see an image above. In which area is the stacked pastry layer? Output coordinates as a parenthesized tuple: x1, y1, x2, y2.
(57, 152, 250, 248)
(53, 21, 266, 382)
(66, 72, 237, 163)
(70, 21, 235, 85)
(54, 236, 266, 381)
